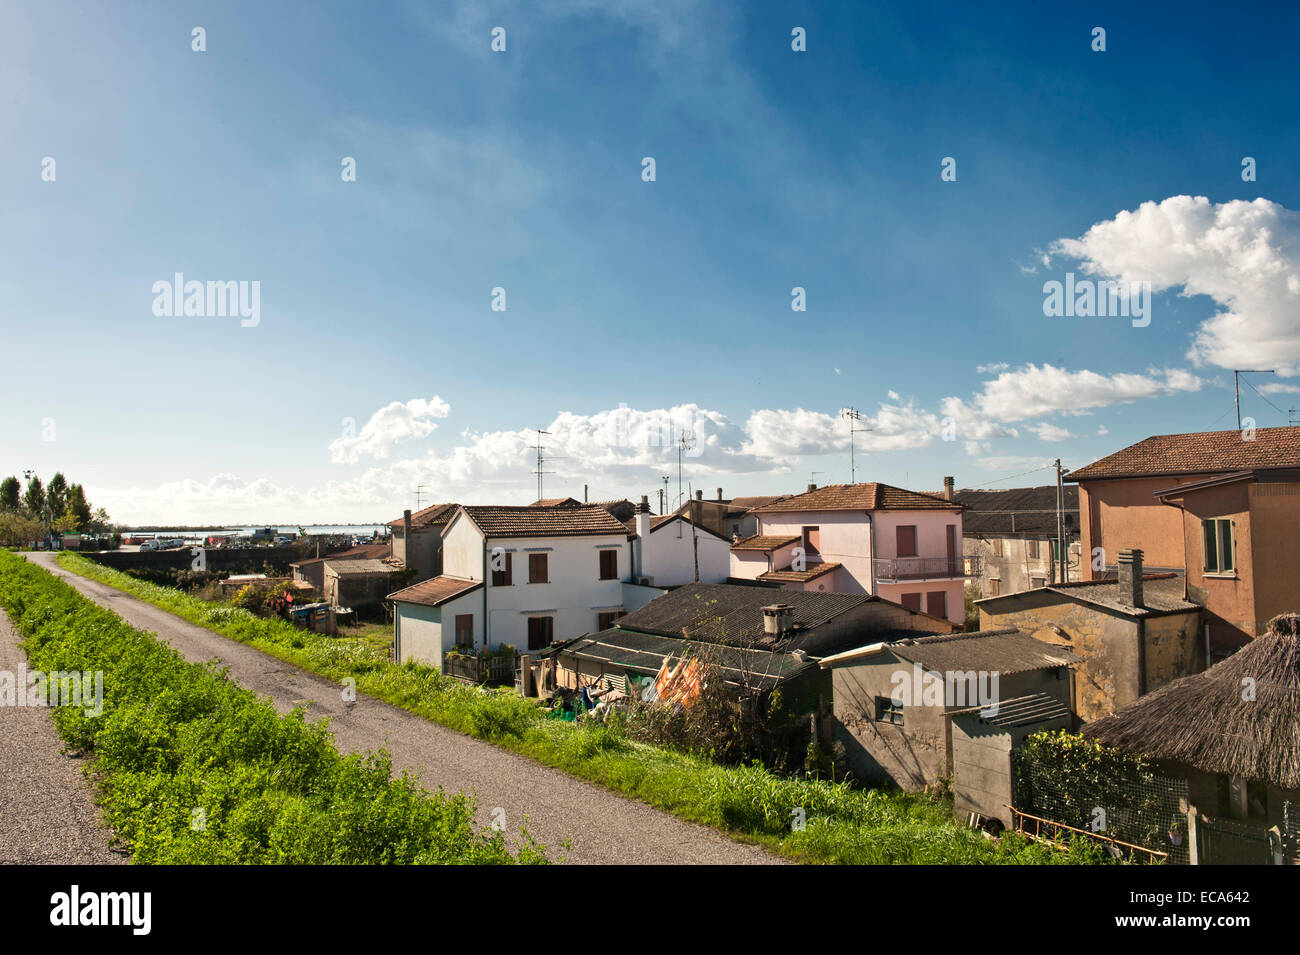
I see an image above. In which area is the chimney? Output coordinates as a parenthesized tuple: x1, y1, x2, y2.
(807, 483, 817, 493)
(695, 490, 703, 500)
(584, 484, 588, 503)
(717, 487, 723, 501)
(943, 476, 954, 501)
(402, 509, 412, 563)
(762, 604, 795, 637)
(1117, 548, 1144, 608)
(634, 496, 650, 579)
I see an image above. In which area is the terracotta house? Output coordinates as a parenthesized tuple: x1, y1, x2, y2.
(729, 482, 973, 626)
(1068, 427, 1300, 654)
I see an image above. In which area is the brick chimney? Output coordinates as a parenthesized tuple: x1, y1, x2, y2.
(943, 476, 954, 501)
(807, 483, 817, 493)
(402, 509, 412, 565)
(1117, 548, 1144, 608)
(716, 487, 723, 501)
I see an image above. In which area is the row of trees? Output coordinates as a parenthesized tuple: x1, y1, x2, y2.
(0, 472, 112, 545)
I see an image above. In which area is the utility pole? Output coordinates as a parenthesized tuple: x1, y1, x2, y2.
(532, 429, 553, 502)
(841, 407, 871, 484)
(1055, 459, 1066, 584)
(1234, 369, 1276, 430)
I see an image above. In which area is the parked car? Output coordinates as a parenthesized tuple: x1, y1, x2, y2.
(273, 536, 293, 546)
(140, 539, 161, 552)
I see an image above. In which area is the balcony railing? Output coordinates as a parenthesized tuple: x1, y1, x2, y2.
(873, 556, 980, 582)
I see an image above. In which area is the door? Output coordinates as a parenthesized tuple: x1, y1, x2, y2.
(946, 524, 957, 576)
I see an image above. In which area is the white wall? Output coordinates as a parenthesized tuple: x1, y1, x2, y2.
(395, 590, 483, 666)
(482, 533, 633, 651)
(641, 518, 730, 586)
(441, 514, 485, 580)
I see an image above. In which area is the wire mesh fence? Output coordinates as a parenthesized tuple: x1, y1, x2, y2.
(1014, 756, 1191, 864)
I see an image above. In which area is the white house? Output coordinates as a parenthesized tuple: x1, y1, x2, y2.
(629, 495, 731, 587)
(390, 504, 633, 667)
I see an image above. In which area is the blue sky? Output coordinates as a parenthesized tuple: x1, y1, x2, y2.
(3, 0, 1299, 523)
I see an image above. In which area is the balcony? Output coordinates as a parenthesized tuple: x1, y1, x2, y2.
(873, 555, 980, 582)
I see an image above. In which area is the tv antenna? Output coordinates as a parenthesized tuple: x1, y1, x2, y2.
(532, 429, 555, 501)
(841, 407, 871, 483)
(415, 484, 428, 510)
(676, 429, 695, 510)
(660, 475, 670, 514)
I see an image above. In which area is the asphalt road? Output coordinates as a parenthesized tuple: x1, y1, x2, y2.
(0, 611, 126, 864)
(24, 553, 780, 865)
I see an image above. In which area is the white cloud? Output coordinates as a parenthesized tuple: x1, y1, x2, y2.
(1097, 425, 1109, 435)
(1050, 195, 1300, 373)
(954, 363, 1202, 423)
(1259, 383, 1300, 395)
(328, 396, 451, 464)
(1026, 422, 1075, 441)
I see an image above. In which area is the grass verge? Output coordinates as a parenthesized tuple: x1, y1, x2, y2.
(53, 551, 1111, 864)
(0, 551, 544, 864)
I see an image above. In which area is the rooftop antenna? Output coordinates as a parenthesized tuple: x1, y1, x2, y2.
(841, 407, 871, 483)
(1290, 408, 1299, 427)
(810, 470, 825, 486)
(415, 484, 428, 511)
(532, 429, 554, 502)
(660, 475, 670, 515)
(676, 429, 695, 511)
(1234, 369, 1275, 430)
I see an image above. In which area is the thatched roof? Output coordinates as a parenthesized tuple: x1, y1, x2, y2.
(1083, 614, 1300, 789)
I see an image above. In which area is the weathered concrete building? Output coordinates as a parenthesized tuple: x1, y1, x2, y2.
(954, 484, 1081, 596)
(323, 558, 402, 613)
(975, 549, 1202, 723)
(388, 503, 457, 584)
(819, 629, 1078, 795)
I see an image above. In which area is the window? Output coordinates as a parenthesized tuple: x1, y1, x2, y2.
(527, 616, 554, 650)
(491, 551, 513, 587)
(528, 552, 549, 583)
(901, 592, 922, 612)
(992, 538, 1003, 557)
(874, 696, 904, 726)
(454, 614, 474, 648)
(896, 525, 918, 557)
(1031, 577, 1046, 589)
(802, 526, 821, 555)
(989, 579, 1001, 596)
(598, 549, 618, 580)
(1027, 539, 1040, 560)
(1202, 518, 1235, 574)
(597, 611, 623, 631)
(926, 591, 947, 619)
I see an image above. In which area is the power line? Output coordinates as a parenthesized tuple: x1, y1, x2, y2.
(968, 463, 1057, 489)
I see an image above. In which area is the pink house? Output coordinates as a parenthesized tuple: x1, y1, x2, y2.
(729, 482, 973, 625)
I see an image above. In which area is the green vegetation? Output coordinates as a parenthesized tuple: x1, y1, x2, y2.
(0, 552, 544, 864)
(54, 552, 1116, 865)
(0, 470, 112, 547)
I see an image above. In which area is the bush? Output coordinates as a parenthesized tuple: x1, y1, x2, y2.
(0, 551, 545, 865)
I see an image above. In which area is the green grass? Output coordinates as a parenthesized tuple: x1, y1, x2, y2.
(0, 552, 545, 864)
(52, 551, 1114, 865)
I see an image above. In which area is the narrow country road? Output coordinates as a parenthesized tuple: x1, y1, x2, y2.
(0, 611, 127, 864)
(24, 554, 781, 865)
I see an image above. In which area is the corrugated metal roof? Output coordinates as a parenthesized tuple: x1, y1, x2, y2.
(951, 692, 1070, 727)
(388, 575, 482, 607)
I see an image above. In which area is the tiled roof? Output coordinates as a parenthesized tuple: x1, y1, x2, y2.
(978, 574, 1200, 618)
(290, 542, 391, 569)
(386, 503, 458, 529)
(1067, 427, 1300, 481)
(324, 558, 399, 576)
(751, 483, 960, 513)
(458, 504, 631, 539)
(731, 534, 801, 552)
(820, 628, 1081, 675)
(613, 583, 872, 649)
(758, 562, 841, 584)
(626, 513, 729, 541)
(388, 575, 482, 607)
(530, 498, 581, 507)
(557, 630, 815, 691)
(728, 494, 791, 511)
(955, 486, 1079, 538)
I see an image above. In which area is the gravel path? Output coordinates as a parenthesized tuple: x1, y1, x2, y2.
(26, 554, 781, 865)
(0, 610, 127, 864)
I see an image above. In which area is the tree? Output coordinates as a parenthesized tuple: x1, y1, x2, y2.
(0, 477, 19, 512)
(46, 472, 69, 520)
(0, 512, 43, 547)
(65, 483, 92, 532)
(22, 476, 45, 517)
